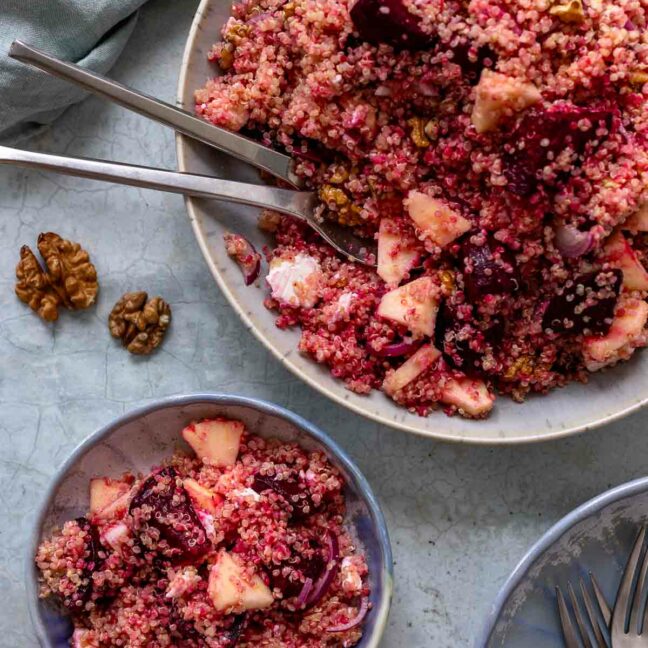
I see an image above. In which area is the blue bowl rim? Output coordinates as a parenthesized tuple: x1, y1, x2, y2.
(27, 392, 394, 647)
(476, 474, 648, 647)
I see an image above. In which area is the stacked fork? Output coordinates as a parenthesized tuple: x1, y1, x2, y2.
(558, 528, 648, 648)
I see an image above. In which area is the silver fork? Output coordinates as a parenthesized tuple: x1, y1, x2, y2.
(556, 574, 611, 648)
(612, 527, 648, 647)
(6, 41, 376, 266)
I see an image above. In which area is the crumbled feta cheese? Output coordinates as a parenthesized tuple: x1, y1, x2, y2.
(266, 254, 322, 308)
(233, 487, 262, 502)
(165, 567, 201, 599)
(340, 556, 363, 593)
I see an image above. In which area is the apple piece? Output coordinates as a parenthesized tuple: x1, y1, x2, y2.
(208, 550, 274, 612)
(472, 70, 542, 134)
(377, 276, 440, 337)
(184, 478, 222, 515)
(182, 418, 244, 466)
(440, 376, 494, 417)
(404, 191, 471, 248)
(90, 478, 131, 518)
(624, 202, 648, 233)
(382, 344, 441, 395)
(603, 231, 648, 291)
(377, 218, 421, 286)
(583, 298, 648, 371)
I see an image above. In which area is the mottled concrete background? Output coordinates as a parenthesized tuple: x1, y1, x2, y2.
(2, 2, 648, 646)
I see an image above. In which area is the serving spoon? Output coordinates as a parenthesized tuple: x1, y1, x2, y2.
(6, 40, 376, 265)
(0, 144, 375, 265)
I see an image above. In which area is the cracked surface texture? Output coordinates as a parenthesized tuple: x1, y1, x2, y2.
(2, 1, 648, 646)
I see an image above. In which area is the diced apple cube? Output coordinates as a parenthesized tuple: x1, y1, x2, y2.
(184, 478, 222, 514)
(377, 218, 421, 286)
(624, 202, 648, 233)
(583, 298, 648, 371)
(603, 231, 648, 291)
(405, 191, 471, 248)
(90, 478, 131, 518)
(471, 70, 542, 133)
(182, 418, 244, 466)
(440, 376, 494, 417)
(208, 550, 274, 612)
(377, 276, 440, 337)
(383, 344, 441, 395)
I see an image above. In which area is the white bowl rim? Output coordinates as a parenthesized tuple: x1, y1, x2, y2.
(26, 393, 394, 648)
(475, 474, 648, 647)
(175, 0, 648, 446)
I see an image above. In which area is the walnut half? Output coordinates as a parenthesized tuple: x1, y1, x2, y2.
(14, 232, 98, 322)
(15, 246, 61, 321)
(37, 232, 98, 309)
(109, 291, 171, 355)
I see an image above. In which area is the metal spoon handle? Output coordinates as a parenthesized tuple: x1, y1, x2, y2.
(0, 145, 314, 218)
(8, 40, 302, 188)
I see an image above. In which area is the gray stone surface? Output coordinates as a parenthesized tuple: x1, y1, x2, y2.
(1, 2, 648, 646)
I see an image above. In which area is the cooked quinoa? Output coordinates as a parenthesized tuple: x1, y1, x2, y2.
(197, 0, 648, 419)
(36, 419, 370, 647)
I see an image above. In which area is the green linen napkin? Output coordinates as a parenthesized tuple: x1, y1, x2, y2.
(0, 0, 149, 143)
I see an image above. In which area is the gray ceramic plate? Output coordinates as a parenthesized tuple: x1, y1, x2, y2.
(175, 0, 648, 444)
(478, 476, 648, 647)
(27, 394, 393, 647)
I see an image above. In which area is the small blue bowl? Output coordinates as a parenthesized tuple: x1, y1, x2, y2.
(478, 476, 648, 647)
(28, 394, 393, 647)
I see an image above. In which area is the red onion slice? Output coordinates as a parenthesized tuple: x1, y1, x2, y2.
(296, 577, 314, 608)
(327, 596, 370, 633)
(223, 233, 261, 285)
(305, 530, 340, 607)
(554, 225, 595, 258)
(371, 340, 419, 357)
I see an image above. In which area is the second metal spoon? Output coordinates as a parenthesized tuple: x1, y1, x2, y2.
(0, 145, 376, 265)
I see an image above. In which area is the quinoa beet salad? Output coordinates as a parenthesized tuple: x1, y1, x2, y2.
(35, 419, 371, 647)
(195, 0, 648, 419)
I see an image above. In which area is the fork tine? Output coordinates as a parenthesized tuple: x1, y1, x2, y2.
(579, 578, 607, 646)
(568, 582, 594, 648)
(630, 539, 648, 633)
(557, 586, 583, 648)
(612, 527, 646, 637)
(590, 572, 611, 627)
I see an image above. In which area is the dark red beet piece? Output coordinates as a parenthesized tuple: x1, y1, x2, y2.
(251, 473, 316, 521)
(349, 0, 431, 49)
(62, 517, 100, 609)
(542, 269, 622, 335)
(462, 238, 520, 302)
(504, 103, 615, 195)
(129, 467, 209, 562)
(272, 550, 326, 598)
(435, 302, 505, 370)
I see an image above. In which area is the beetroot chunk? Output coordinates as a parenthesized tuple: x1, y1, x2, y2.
(462, 238, 520, 302)
(504, 103, 615, 195)
(251, 473, 315, 521)
(349, 0, 431, 49)
(129, 467, 209, 562)
(542, 269, 622, 335)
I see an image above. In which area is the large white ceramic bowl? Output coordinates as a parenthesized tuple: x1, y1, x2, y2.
(175, 0, 648, 444)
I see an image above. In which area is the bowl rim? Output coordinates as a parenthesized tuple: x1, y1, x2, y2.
(26, 393, 393, 648)
(174, 0, 647, 446)
(475, 474, 648, 647)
